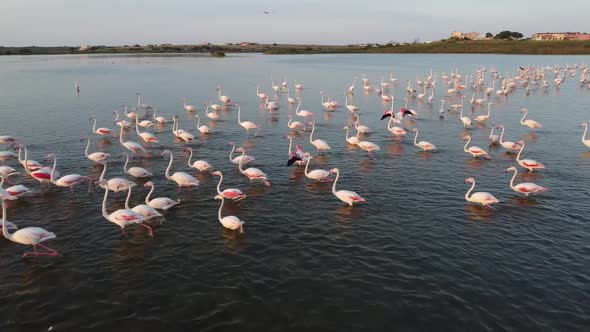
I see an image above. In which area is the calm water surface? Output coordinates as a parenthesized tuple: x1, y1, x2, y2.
(0, 54, 589, 331)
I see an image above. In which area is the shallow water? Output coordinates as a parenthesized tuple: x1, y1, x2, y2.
(0, 53, 589, 331)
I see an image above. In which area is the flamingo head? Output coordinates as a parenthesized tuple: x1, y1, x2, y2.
(212, 171, 221, 176)
(183, 147, 193, 153)
(520, 108, 527, 113)
(235, 147, 245, 153)
(143, 181, 154, 188)
(80, 136, 88, 142)
(95, 179, 107, 187)
(160, 150, 171, 157)
(411, 128, 418, 133)
(464, 177, 475, 184)
(43, 153, 55, 161)
(228, 141, 235, 146)
(496, 125, 504, 129)
(89, 115, 96, 120)
(214, 194, 223, 200)
(463, 135, 471, 140)
(580, 122, 588, 128)
(295, 145, 304, 153)
(329, 168, 339, 174)
(505, 166, 517, 173)
(342, 126, 349, 130)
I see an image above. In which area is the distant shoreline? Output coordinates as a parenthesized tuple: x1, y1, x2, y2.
(2, 40, 590, 56)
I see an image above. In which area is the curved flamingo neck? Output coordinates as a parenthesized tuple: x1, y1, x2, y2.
(332, 169, 339, 193)
(237, 106, 242, 125)
(287, 137, 293, 156)
(1, 199, 12, 240)
(489, 127, 495, 139)
(135, 113, 141, 135)
(119, 126, 125, 145)
(499, 127, 506, 143)
(413, 130, 419, 146)
(218, 196, 224, 222)
(520, 110, 528, 124)
(164, 152, 173, 180)
(582, 125, 588, 143)
(516, 142, 525, 161)
(187, 148, 194, 167)
(509, 169, 518, 190)
(465, 181, 475, 201)
(229, 145, 235, 161)
(238, 150, 246, 174)
(463, 136, 471, 152)
(49, 155, 57, 184)
(123, 153, 129, 173)
(84, 138, 90, 157)
(310, 124, 316, 143)
(196, 116, 201, 128)
(92, 117, 97, 133)
(124, 185, 132, 209)
(101, 185, 110, 220)
(216, 173, 223, 195)
(295, 99, 301, 115)
(153, 108, 158, 119)
(304, 156, 311, 176)
(145, 184, 155, 204)
(99, 162, 107, 182)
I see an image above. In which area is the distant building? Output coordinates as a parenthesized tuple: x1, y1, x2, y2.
(533, 32, 590, 41)
(450, 31, 480, 40)
(78, 45, 89, 51)
(239, 42, 250, 46)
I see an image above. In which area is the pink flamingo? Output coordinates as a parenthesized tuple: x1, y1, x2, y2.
(463, 135, 491, 159)
(505, 166, 549, 197)
(1, 197, 58, 257)
(236, 147, 270, 187)
(0, 174, 31, 199)
(212, 170, 247, 201)
(464, 177, 499, 208)
(46, 154, 90, 193)
(215, 195, 244, 233)
(161, 150, 200, 191)
(99, 180, 151, 237)
(330, 168, 366, 206)
(143, 182, 180, 210)
(90, 115, 112, 136)
(516, 141, 545, 172)
(124, 185, 163, 221)
(81, 136, 109, 165)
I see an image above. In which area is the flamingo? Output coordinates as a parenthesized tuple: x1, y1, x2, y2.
(17, 146, 44, 171)
(303, 153, 332, 182)
(356, 139, 380, 157)
(228, 142, 255, 165)
(286, 88, 296, 104)
(121, 152, 153, 178)
(171, 115, 195, 143)
(161, 150, 200, 191)
(113, 110, 131, 129)
(183, 98, 196, 112)
(119, 123, 147, 155)
(287, 114, 305, 131)
(353, 114, 372, 134)
(98, 180, 151, 237)
(136, 93, 152, 109)
(195, 115, 212, 134)
(343, 126, 360, 145)
(217, 85, 231, 104)
(90, 115, 112, 136)
(505, 166, 549, 197)
(0, 135, 18, 146)
(256, 84, 268, 100)
(215, 195, 244, 233)
(153, 108, 169, 124)
(580, 122, 590, 149)
(97, 162, 136, 194)
(496, 125, 520, 152)
(237, 104, 260, 136)
(81, 136, 109, 165)
(264, 98, 280, 111)
(520, 108, 542, 130)
(46, 154, 89, 192)
(285, 136, 308, 166)
(489, 125, 500, 145)
(123, 185, 163, 221)
(428, 85, 436, 103)
(22, 145, 54, 187)
(123, 104, 137, 120)
(474, 103, 493, 122)
(516, 141, 545, 172)
(185, 147, 212, 172)
(209, 97, 221, 111)
(345, 94, 360, 112)
(381, 111, 407, 137)
(463, 135, 491, 159)
(464, 177, 499, 209)
(271, 80, 280, 92)
(347, 78, 356, 94)
(0, 166, 19, 179)
(389, 72, 399, 84)
(0, 175, 31, 199)
(236, 147, 271, 187)
(212, 170, 246, 201)
(135, 115, 159, 144)
(309, 122, 331, 154)
(330, 168, 366, 206)
(1, 197, 58, 257)
(294, 98, 314, 119)
(411, 128, 437, 151)
(137, 119, 155, 128)
(416, 85, 426, 100)
(294, 80, 303, 90)
(204, 104, 219, 121)
(459, 104, 472, 128)
(282, 76, 288, 88)
(141, 182, 180, 211)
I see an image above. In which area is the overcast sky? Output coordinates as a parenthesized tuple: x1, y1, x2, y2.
(1, 0, 589, 46)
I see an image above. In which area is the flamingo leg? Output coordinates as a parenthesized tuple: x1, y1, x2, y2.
(138, 223, 153, 237)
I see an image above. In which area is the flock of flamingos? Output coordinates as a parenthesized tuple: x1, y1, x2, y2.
(1, 63, 590, 259)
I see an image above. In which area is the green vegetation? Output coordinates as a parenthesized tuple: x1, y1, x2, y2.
(2, 39, 590, 56)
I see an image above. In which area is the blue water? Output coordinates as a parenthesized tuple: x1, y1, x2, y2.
(0, 53, 589, 331)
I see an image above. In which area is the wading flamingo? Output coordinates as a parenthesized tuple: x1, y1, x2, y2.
(183, 98, 196, 112)
(153, 108, 169, 124)
(123, 185, 163, 221)
(144, 181, 180, 210)
(81, 136, 109, 165)
(121, 152, 153, 178)
(135, 115, 159, 144)
(520, 108, 542, 130)
(215, 195, 244, 233)
(218, 85, 231, 104)
(463, 135, 491, 159)
(353, 114, 372, 134)
(287, 114, 305, 131)
(119, 124, 146, 155)
(46, 154, 90, 192)
(343, 126, 360, 145)
(303, 153, 332, 182)
(309, 122, 331, 154)
(195, 115, 212, 134)
(171, 115, 195, 143)
(411, 128, 437, 151)
(330, 168, 366, 206)
(212, 170, 246, 201)
(97, 162, 136, 194)
(237, 147, 270, 187)
(237, 104, 260, 136)
(256, 84, 268, 100)
(205, 104, 219, 121)
(496, 125, 520, 152)
(464, 177, 499, 208)
(489, 126, 499, 145)
(161, 150, 200, 191)
(228, 142, 255, 165)
(459, 104, 472, 128)
(113, 110, 131, 129)
(474, 103, 493, 122)
(90, 115, 112, 136)
(285, 136, 308, 166)
(1, 197, 58, 257)
(0, 175, 31, 199)
(18, 145, 44, 171)
(345, 94, 360, 112)
(505, 166, 549, 197)
(516, 141, 545, 172)
(185, 147, 212, 172)
(579, 122, 590, 149)
(99, 180, 150, 237)
(294, 98, 314, 120)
